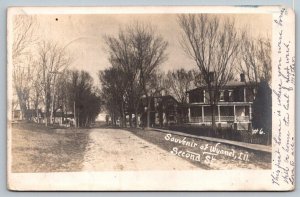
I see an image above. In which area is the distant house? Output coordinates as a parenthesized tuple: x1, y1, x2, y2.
(12, 108, 42, 122)
(186, 74, 256, 130)
(26, 109, 43, 122)
(12, 109, 22, 121)
(53, 109, 75, 126)
(139, 95, 180, 127)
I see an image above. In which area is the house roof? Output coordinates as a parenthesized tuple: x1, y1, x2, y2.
(140, 94, 179, 104)
(225, 81, 248, 87)
(154, 95, 175, 99)
(153, 95, 179, 103)
(186, 80, 256, 93)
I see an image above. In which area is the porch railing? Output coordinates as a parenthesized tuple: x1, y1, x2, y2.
(190, 116, 250, 123)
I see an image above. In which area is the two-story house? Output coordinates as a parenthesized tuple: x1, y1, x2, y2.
(139, 95, 180, 127)
(186, 74, 256, 130)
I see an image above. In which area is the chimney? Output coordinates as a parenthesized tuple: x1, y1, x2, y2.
(240, 73, 245, 82)
(209, 72, 215, 82)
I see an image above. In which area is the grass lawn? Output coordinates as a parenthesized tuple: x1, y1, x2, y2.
(127, 128, 271, 170)
(10, 122, 90, 173)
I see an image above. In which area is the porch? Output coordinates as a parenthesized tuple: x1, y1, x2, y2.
(188, 104, 252, 125)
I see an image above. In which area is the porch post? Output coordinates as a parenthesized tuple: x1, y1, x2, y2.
(249, 104, 252, 121)
(202, 106, 204, 122)
(218, 105, 220, 122)
(163, 112, 167, 126)
(234, 105, 236, 122)
(188, 107, 191, 122)
(244, 87, 246, 102)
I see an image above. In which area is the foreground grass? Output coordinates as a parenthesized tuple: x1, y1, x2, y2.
(11, 122, 90, 173)
(127, 128, 271, 170)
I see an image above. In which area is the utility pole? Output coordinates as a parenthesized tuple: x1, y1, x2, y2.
(74, 101, 77, 128)
(42, 62, 48, 127)
(74, 101, 77, 136)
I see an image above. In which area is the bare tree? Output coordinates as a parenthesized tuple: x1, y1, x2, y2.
(37, 40, 71, 126)
(104, 22, 168, 128)
(178, 14, 241, 130)
(104, 28, 142, 127)
(165, 69, 195, 104)
(12, 15, 37, 61)
(12, 15, 37, 119)
(29, 65, 43, 123)
(238, 33, 272, 142)
(129, 23, 168, 128)
(239, 32, 271, 89)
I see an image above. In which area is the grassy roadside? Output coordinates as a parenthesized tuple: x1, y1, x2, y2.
(10, 122, 90, 173)
(127, 127, 271, 170)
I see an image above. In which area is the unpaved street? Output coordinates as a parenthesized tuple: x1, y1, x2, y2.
(11, 123, 271, 173)
(82, 128, 197, 171)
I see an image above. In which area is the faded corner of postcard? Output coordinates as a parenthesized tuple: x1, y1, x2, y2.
(7, 5, 295, 191)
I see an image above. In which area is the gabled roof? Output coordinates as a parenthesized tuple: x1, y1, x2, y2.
(153, 95, 179, 103)
(140, 94, 179, 105)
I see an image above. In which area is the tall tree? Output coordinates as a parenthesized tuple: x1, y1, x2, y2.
(239, 33, 271, 90)
(37, 40, 71, 126)
(178, 14, 241, 130)
(52, 70, 70, 123)
(12, 15, 37, 119)
(104, 28, 141, 127)
(99, 67, 127, 127)
(252, 80, 272, 145)
(67, 70, 101, 127)
(30, 65, 43, 122)
(104, 22, 168, 128)
(128, 23, 168, 128)
(239, 33, 272, 143)
(165, 69, 195, 104)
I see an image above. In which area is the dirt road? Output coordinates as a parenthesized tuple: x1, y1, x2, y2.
(82, 128, 198, 171)
(11, 123, 271, 172)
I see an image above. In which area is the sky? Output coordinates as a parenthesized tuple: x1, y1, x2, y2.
(33, 13, 272, 84)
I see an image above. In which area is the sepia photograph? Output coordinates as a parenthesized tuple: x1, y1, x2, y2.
(7, 6, 295, 191)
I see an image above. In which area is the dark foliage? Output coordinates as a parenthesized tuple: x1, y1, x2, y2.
(168, 124, 270, 145)
(252, 80, 272, 135)
(67, 70, 101, 127)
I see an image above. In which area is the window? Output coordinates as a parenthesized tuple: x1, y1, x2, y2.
(219, 91, 224, 101)
(233, 88, 244, 102)
(245, 106, 250, 116)
(229, 90, 233, 102)
(189, 90, 204, 103)
(191, 107, 202, 117)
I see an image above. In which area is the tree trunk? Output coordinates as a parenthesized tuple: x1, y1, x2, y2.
(44, 90, 50, 127)
(129, 113, 132, 127)
(113, 113, 116, 126)
(16, 89, 28, 120)
(211, 103, 217, 136)
(121, 101, 125, 127)
(135, 111, 138, 127)
(111, 113, 114, 126)
(146, 98, 151, 128)
(36, 108, 39, 123)
(19, 100, 27, 120)
(85, 117, 89, 127)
